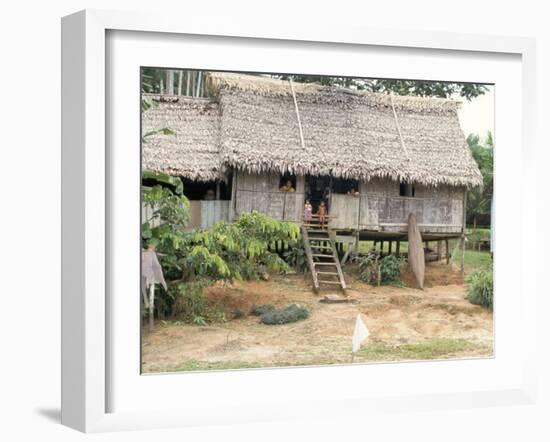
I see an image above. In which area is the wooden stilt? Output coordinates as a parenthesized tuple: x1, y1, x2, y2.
(388, 241, 393, 254)
(460, 235, 466, 272)
(396, 241, 401, 257)
(437, 240, 442, 261)
(445, 239, 450, 264)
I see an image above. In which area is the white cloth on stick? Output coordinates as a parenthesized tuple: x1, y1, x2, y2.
(352, 314, 369, 353)
(142, 248, 167, 290)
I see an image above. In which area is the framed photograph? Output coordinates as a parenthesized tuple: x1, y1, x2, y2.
(61, 9, 537, 432)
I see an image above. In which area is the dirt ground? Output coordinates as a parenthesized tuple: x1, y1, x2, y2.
(141, 262, 493, 373)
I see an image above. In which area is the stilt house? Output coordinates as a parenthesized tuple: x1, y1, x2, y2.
(143, 72, 481, 263)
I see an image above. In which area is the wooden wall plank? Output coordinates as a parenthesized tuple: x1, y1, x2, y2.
(330, 194, 359, 229)
(283, 192, 304, 222)
(266, 192, 285, 219)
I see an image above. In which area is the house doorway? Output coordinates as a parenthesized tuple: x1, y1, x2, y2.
(305, 175, 331, 213)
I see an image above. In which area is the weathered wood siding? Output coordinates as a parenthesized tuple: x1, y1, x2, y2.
(182, 200, 230, 230)
(356, 180, 464, 233)
(330, 194, 360, 229)
(234, 172, 305, 222)
(230, 174, 464, 233)
(188, 201, 202, 229)
(142, 204, 161, 228)
(200, 200, 230, 228)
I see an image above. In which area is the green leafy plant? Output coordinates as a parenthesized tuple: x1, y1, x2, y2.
(141, 189, 300, 324)
(283, 239, 307, 272)
(259, 304, 310, 325)
(466, 268, 493, 309)
(358, 252, 402, 285)
(171, 281, 227, 324)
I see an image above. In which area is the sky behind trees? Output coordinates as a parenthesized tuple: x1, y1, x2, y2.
(458, 86, 494, 141)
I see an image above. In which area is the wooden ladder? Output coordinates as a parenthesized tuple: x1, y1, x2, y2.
(301, 225, 347, 293)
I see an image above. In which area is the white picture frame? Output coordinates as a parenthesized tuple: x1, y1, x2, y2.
(61, 9, 537, 433)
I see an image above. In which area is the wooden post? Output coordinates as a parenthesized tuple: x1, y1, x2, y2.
(388, 241, 393, 254)
(177, 70, 183, 95)
(460, 235, 466, 273)
(445, 239, 450, 264)
(229, 172, 237, 221)
(437, 240, 442, 261)
(461, 188, 468, 273)
(380, 241, 384, 255)
(149, 280, 155, 332)
(396, 241, 401, 257)
(215, 181, 221, 200)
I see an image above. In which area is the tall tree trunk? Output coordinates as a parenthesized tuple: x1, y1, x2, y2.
(166, 70, 174, 94)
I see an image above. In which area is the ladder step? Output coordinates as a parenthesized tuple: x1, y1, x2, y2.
(312, 253, 334, 258)
(314, 262, 338, 266)
(317, 271, 339, 276)
(307, 229, 329, 233)
(318, 280, 343, 285)
(310, 245, 333, 250)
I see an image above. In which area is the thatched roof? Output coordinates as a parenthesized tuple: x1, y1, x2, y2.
(142, 95, 221, 181)
(142, 73, 482, 186)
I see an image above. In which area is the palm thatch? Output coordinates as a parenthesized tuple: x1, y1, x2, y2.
(142, 73, 483, 187)
(142, 95, 221, 182)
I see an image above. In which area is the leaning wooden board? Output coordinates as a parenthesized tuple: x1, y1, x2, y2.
(407, 212, 425, 289)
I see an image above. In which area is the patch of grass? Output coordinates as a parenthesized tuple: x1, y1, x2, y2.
(169, 360, 263, 372)
(467, 268, 493, 309)
(360, 338, 475, 361)
(463, 250, 492, 268)
(148, 338, 485, 372)
(347, 240, 491, 268)
(166, 359, 311, 372)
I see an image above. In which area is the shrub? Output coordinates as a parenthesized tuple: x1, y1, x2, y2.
(260, 304, 310, 325)
(172, 282, 227, 324)
(358, 253, 402, 285)
(467, 268, 493, 309)
(250, 304, 275, 316)
(283, 240, 307, 273)
(379, 255, 402, 283)
(143, 206, 299, 320)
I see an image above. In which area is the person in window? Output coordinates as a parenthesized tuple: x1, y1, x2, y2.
(203, 189, 216, 200)
(280, 180, 295, 192)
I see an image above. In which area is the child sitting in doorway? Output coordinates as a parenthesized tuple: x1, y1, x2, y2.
(318, 200, 328, 229)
